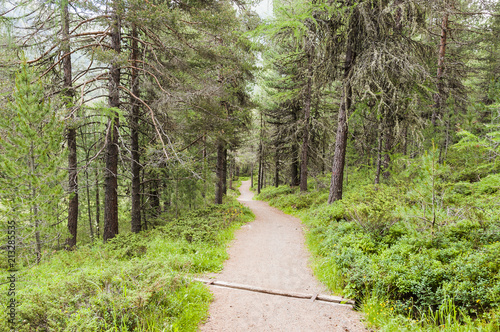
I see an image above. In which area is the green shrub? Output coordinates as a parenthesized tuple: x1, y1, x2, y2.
(307, 201, 346, 226)
(344, 185, 401, 237)
(472, 174, 500, 194)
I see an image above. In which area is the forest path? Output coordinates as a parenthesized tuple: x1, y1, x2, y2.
(199, 180, 366, 331)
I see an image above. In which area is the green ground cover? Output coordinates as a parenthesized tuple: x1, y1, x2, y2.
(256, 150, 500, 331)
(0, 194, 254, 331)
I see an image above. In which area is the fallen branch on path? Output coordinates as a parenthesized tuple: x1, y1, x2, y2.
(193, 278, 355, 306)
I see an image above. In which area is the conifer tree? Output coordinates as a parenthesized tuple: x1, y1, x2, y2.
(0, 61, 66, 263)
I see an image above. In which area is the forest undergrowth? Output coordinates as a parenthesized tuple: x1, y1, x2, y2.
(256, 145, 500, 331)
(0, 183, 254, 332)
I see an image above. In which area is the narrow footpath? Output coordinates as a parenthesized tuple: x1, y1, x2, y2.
(200, 180, 366, 331)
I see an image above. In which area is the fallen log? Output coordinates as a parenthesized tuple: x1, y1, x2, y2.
(193, 278, 355, 306)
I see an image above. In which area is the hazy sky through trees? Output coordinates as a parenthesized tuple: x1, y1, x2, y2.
(254, 0, 273, 18)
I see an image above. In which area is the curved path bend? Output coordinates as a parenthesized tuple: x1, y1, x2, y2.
(200, 180, 366, 331)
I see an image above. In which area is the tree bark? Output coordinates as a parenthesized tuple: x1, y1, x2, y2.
(328, 41, 355, 204)
(402, 125, 408, 156)
(215, 139, 224, 204)
(95, 166, 100, 239)
(382, 115, 394, 179)
(375, 122, 383, 185)
(103, 8, 121, 242)
(433, 12, 449, 127)
(202, 133, 208, 204)
(130, 24, 141, 233)
(274, 148, 279, 188)
(63, 0, 78, 249)
(150, 178, 160, 217)
(222, 147, 228, 195)
(250, 162, 254, 188)
(300, 48, 314, 192)
(85, 158, 94, 242)
(229, 153, 234, 190)
(291, 142, 300, 187)
(257, 141, 263, 194)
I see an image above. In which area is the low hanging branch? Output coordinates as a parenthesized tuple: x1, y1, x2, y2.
(118, 85, 170, 161)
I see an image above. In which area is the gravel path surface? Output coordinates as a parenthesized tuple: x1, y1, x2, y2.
(200, 181, 367, 331)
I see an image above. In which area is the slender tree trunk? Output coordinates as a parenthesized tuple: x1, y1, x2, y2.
(328, 41, 355, 204)
(433, 12, 449, 127)
(229, 153, 234, 190)
(402, 125, 408, 156)
(300, 48, 314, 192)
(85, 161, 94, 242)
(150, 178, 160, 217)
(321, 141, 326, 175)
(275, 148, 279, 188)
(262, 161, 266, 188)
(382, 114, 394, 179)
(250, 162, 254, 188)
(257, 141, 263, 194)
(375, 122, 383, 185)
(130, 24, 141, 233)
(63, 1, 78, 249)
(35, 215, 41, 264)
(103, 8, 121, 242)
(215, 139, 224, 204)
(222, 148, 228, 195)
(201, 133, 208, 204)
(291, 143, 300, 187)
(30, 146, 42, 263)
(141, 169, 148, 230)
(95, 166, 100, 239)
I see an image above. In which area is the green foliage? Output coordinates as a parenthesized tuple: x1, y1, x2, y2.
(256, 185, 326, 212)
(0, 61, 66, 262)
(158, 198, 254, 244)
(258, 152, 500, 331)
(344, 185, 401, 237)
(0, 198, 254, 331)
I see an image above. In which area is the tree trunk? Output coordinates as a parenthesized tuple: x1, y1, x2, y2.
(250, 162, 254, 188)
(95, 166, 100, 239)
(300, 48, 314, 192)
(433, 12, 449, 127)
(103, 8, 121, 242)
(85, 162, 94, 242)
(402, 125, 408, 156)
(150, 179, 160, 217)
(222, 148, 228, 195)
(328, 41, 355, 204)
(382, 114, 394, 179)
(275, 148, 279, 188)
(229, 153, 234, 190)
(257, 141, 263, 194)
(130, 24, 141, 233)
(262, 161, 266, 188)
(375, 122, 383, 185)
(290, 143, 300, 187)
(215, 139, 224, 204)
(63, 1, 78, 249)
(291, 107, 300, 187)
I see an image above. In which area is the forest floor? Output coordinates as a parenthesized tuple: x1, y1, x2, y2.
(200, 180, 367, 331)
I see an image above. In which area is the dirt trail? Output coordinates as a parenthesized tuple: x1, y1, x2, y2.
(200, 181, 366, 331)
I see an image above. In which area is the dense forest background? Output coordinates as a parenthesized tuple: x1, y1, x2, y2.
(0, 0, 499, 331)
